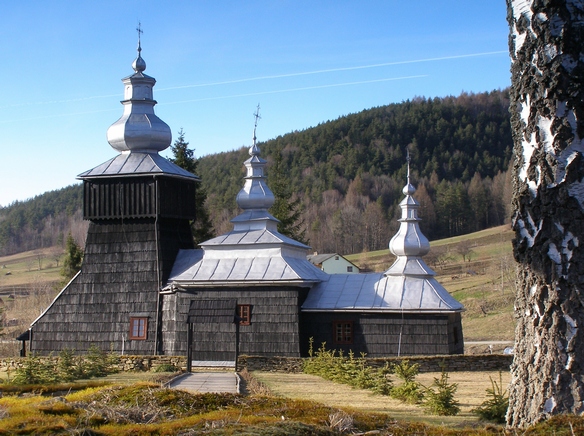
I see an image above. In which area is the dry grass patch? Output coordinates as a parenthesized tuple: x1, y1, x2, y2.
(0, 383, 384, 435)
(252, 370, 511, 427)
(0, 247, 63, 288)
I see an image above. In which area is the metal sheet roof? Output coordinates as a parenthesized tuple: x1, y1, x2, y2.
(167, 248, 327, 287)
(307, 253, 336, 264)
(302, 273, 463, 313)
(78, 152, 199, 180)
(202, 229, 308, 249)
(385, 257, 435, 276)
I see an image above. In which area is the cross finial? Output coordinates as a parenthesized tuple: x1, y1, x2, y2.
(136, 22, 143, 47)
(136, 22, 144, 55)
(406, 146, 411, 183)
(252, 103, 261, 145)
(132, 22, 146, 72)
(248, 104, 262, 156)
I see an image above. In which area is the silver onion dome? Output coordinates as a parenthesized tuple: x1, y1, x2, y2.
(235, 106, 275, 211)
(385, 153, 433, 277)
(106, 32, 171, 153)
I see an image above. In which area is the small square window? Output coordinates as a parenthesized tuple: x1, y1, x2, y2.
(129, 317, 147, 340)
(333, 321, 353, 344)
(237, 304, 252, 326)
(347, 266, 353, 272)
(335, 255, 339, 260)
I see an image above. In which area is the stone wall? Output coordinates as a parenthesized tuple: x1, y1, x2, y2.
(0, 353, 512, 374)
(0, 355, 187, 374)
(238, 354, 513, 373)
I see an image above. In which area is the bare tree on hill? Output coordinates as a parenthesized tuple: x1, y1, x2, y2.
(507, 0, 584, 428)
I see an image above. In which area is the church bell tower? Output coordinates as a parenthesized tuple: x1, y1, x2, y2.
(30, 29, 198, 355)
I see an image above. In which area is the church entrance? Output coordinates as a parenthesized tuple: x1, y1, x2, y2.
(186, 299, 238, 369)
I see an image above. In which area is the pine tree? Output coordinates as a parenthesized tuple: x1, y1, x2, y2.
(169, 129, 215, 245)
(269, 148, 308, 244)
(61, 232, 83, 281)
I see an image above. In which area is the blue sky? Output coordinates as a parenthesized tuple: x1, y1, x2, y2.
(0, 1, 511, 207)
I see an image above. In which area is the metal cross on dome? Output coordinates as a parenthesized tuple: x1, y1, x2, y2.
(137, 22, 143, 42)
(252, 104, 261, 146)
(406, 146, 411, 183)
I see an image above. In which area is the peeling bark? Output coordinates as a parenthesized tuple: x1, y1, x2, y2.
(507, 0, 584, 428)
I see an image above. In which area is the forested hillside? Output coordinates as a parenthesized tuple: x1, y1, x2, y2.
(0, 89, 513, 256)
(199, 89, 513, 253)
(0, 185, 86, 256)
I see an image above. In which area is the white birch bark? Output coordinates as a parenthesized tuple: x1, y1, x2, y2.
(507, 0, 584, 428)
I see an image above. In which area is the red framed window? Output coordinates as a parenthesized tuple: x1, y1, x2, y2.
(129, 317, 148, 340)
(237, 304, 251, 325)
(333, 321, 353, 344)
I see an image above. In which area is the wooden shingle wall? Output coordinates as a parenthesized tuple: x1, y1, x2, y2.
(162, 287, 310, 358)
(31, 216, 193, 355)
(161, 292, 188, 356)
(300, 312, 464, 357)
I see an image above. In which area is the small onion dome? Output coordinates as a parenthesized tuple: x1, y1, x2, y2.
(132, 48, 146, 73)
(403, 182, 416, 196)
(235, 137, 275, 211)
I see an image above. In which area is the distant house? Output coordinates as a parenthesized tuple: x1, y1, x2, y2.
(307, 253, 360, 274)
(25, 40, 464, 363)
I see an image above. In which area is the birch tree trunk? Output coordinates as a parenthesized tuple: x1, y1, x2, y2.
(507, 0, 584, 428)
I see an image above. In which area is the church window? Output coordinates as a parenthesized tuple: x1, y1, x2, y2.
(333, 321, 353, 344)
(237, 304, 252, 325)
(129, 317, 147, 340)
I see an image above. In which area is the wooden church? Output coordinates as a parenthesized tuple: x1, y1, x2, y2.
(28, 38, 464, 362)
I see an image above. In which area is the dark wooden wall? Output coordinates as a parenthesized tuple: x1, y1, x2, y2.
(161, 287, 311, 358)
(83, 176, 197, 220)
(300, 312, 464, 357)
(31, 216, 194, 355)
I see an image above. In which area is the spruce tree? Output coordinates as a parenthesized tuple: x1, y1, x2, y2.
(170, 128, 197, 173)
(169, 129, 215, 245)
(269, 147, 308, 244)
(61, 233, 83, 281)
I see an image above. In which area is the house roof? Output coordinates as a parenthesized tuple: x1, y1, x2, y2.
(301, 273, 463, 313)
(307, 253, 337, 264)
